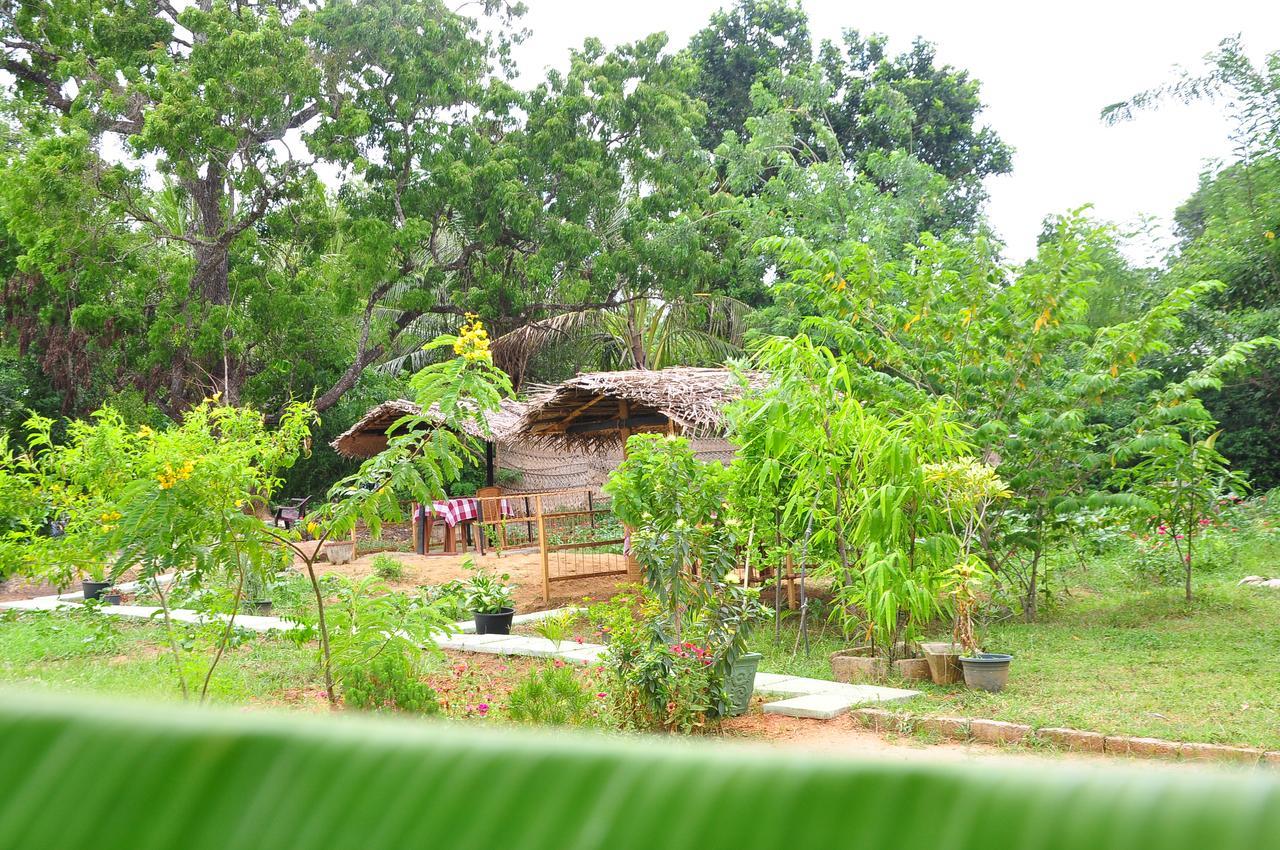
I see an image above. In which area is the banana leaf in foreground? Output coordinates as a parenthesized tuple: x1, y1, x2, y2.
(0, 689, 1277, 849)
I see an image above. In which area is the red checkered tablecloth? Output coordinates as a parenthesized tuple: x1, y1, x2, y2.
(415, 497, 511, 527)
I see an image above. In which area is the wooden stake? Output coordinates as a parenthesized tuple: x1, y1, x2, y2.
(536, 494, 550, 603)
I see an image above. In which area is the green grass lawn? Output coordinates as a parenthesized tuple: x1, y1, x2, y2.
(0, 608, 324, 707)
(749, 528, 1280, 750)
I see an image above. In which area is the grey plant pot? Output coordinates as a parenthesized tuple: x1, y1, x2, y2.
(960, 653, 1013, 692)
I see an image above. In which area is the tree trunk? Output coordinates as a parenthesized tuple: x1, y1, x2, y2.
(185, 168, 240, 405)
(1024, 549, 1040, 623)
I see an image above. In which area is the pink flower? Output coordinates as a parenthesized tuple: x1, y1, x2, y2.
(1175, 534, 1184, 540)
(553, 659, 564, 668)
(1156, 526, 1167, 535)
(476, 703, 489, 715)
(574, 637, 583, 644)
(596, 692, 607, 699)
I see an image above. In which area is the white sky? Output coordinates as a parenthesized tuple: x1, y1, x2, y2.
(511, 0, 1280, 262)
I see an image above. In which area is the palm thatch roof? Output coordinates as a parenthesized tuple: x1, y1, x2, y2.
(515, 367, 762, 450)
(330, 398, 526, 459)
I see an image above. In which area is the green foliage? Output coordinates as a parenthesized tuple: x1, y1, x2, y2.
(294, 575, 451, 714)
(1105, 36, 1280, 490)
(505, 662, 596, 727)
(728, 337, 999, 655)
(532, 610, 579, 651)
(461, 562, 514, 615)
(606, 434, 739, 636)
(604, 439, 772, 726)
(1112, 338, 1279, 600)
(10, 688, 1280, 850)
(685, 0, 811, 150)
(753, 211, 1272, 621)
(371, 554, 406, 582)
(420, 580, 469, 623)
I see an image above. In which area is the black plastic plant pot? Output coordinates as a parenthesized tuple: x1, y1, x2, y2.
(102, 592, 123, 605)
(245, 600, 274, 615)
(959, 653, 1013, 693)
(474, 607, 515, 635)
(724, 652, 764, 716)
(81, 580, 111, 601)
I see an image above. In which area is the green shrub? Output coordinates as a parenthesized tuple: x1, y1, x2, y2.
(420, 580, 469, 622)
(340, 651, 440, 715)
(505, 662, 596, 727)
(371, 554, 406, 582)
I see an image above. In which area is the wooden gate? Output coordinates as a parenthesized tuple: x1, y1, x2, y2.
(475, 487, 630, 601)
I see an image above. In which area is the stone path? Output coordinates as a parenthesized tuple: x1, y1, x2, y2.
(0, 595, 920, 717)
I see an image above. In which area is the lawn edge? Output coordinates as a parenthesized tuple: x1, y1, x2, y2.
(851, 708, 1279, 766)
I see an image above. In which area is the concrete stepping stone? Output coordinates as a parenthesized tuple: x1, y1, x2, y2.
(753, 675, 860, 697)
(763, 693, 862, 719)
(762, 682, 921, 719)
(554, 645, 607, 665)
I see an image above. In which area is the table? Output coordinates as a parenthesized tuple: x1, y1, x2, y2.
(412, 497, 513, 555)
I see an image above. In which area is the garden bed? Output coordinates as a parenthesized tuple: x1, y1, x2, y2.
(749, 572, 1280, 751)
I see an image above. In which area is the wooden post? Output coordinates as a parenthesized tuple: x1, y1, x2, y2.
(536, 494, 550, 603)
(619, 402, 642, 582)
(351, 525, 358, 561)
(785, 554, 796, 610)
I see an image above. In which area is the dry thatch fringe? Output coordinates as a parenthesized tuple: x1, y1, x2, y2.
(330, 397, 527, 458)
(514, 367, 765, 450)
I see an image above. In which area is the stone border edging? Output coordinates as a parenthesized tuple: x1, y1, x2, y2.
(851, 708, 1280, 766)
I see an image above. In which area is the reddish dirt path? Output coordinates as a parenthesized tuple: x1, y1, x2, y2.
(717, 713, 1231, 770)
(292, 548, 629, 612)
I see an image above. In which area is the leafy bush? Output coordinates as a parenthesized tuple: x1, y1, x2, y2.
(289, 575, 453, 714)
(532, 609, 578, 650)
(505, 662, 596, 727)
(461, 560, 513, 614)
(371, 554, 406, 582)
(420, 579, 469, 622)
(342, 652, 441, 715)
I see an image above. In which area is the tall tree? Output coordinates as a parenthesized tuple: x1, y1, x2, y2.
(308, 33, 711, 410)
(1105, 36, 1280, 487)
(817, 32, 1013, 229)
(0, 0, 512, 410)
(685, 0, 811, 151)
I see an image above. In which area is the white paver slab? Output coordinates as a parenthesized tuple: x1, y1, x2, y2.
(553, 644, 606, 664)
(752, 672, 796, 689)
(752, 676, 857, 697)
(444, 633, 522, 646)
(455, 637, 525, 654)
(483, 636, 564, 657)
(763, 693, 860, 719)
(449, 606, 581, 635)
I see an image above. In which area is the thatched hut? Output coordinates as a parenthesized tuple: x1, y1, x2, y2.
(514, 367, 759, 453)
(330, 398, 525, 460)
(330, 397, 626, 492)
(331, 367, 757, 491)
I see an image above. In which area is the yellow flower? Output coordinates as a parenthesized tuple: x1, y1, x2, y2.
(454, 317, 493, 364)
(1266, 231, 1275, 240)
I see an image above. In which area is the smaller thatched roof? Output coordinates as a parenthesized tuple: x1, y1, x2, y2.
(330, 398, 526, 459)
(515, 367, 762, 450)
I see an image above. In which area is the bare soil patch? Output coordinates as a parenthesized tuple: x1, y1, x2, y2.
(293, 549, 629, 612)
(716, 712, 1215, 769)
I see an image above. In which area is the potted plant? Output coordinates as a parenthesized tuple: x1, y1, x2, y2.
(243, 567, 274, 615)
(323, 537, 355, 565)
(942, 555, 1013, 691)
(950, 558, 1012, 691)
(102, 586, 124, 605)
(81, 563, 114, 601)
(463, 563, 515, 635)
